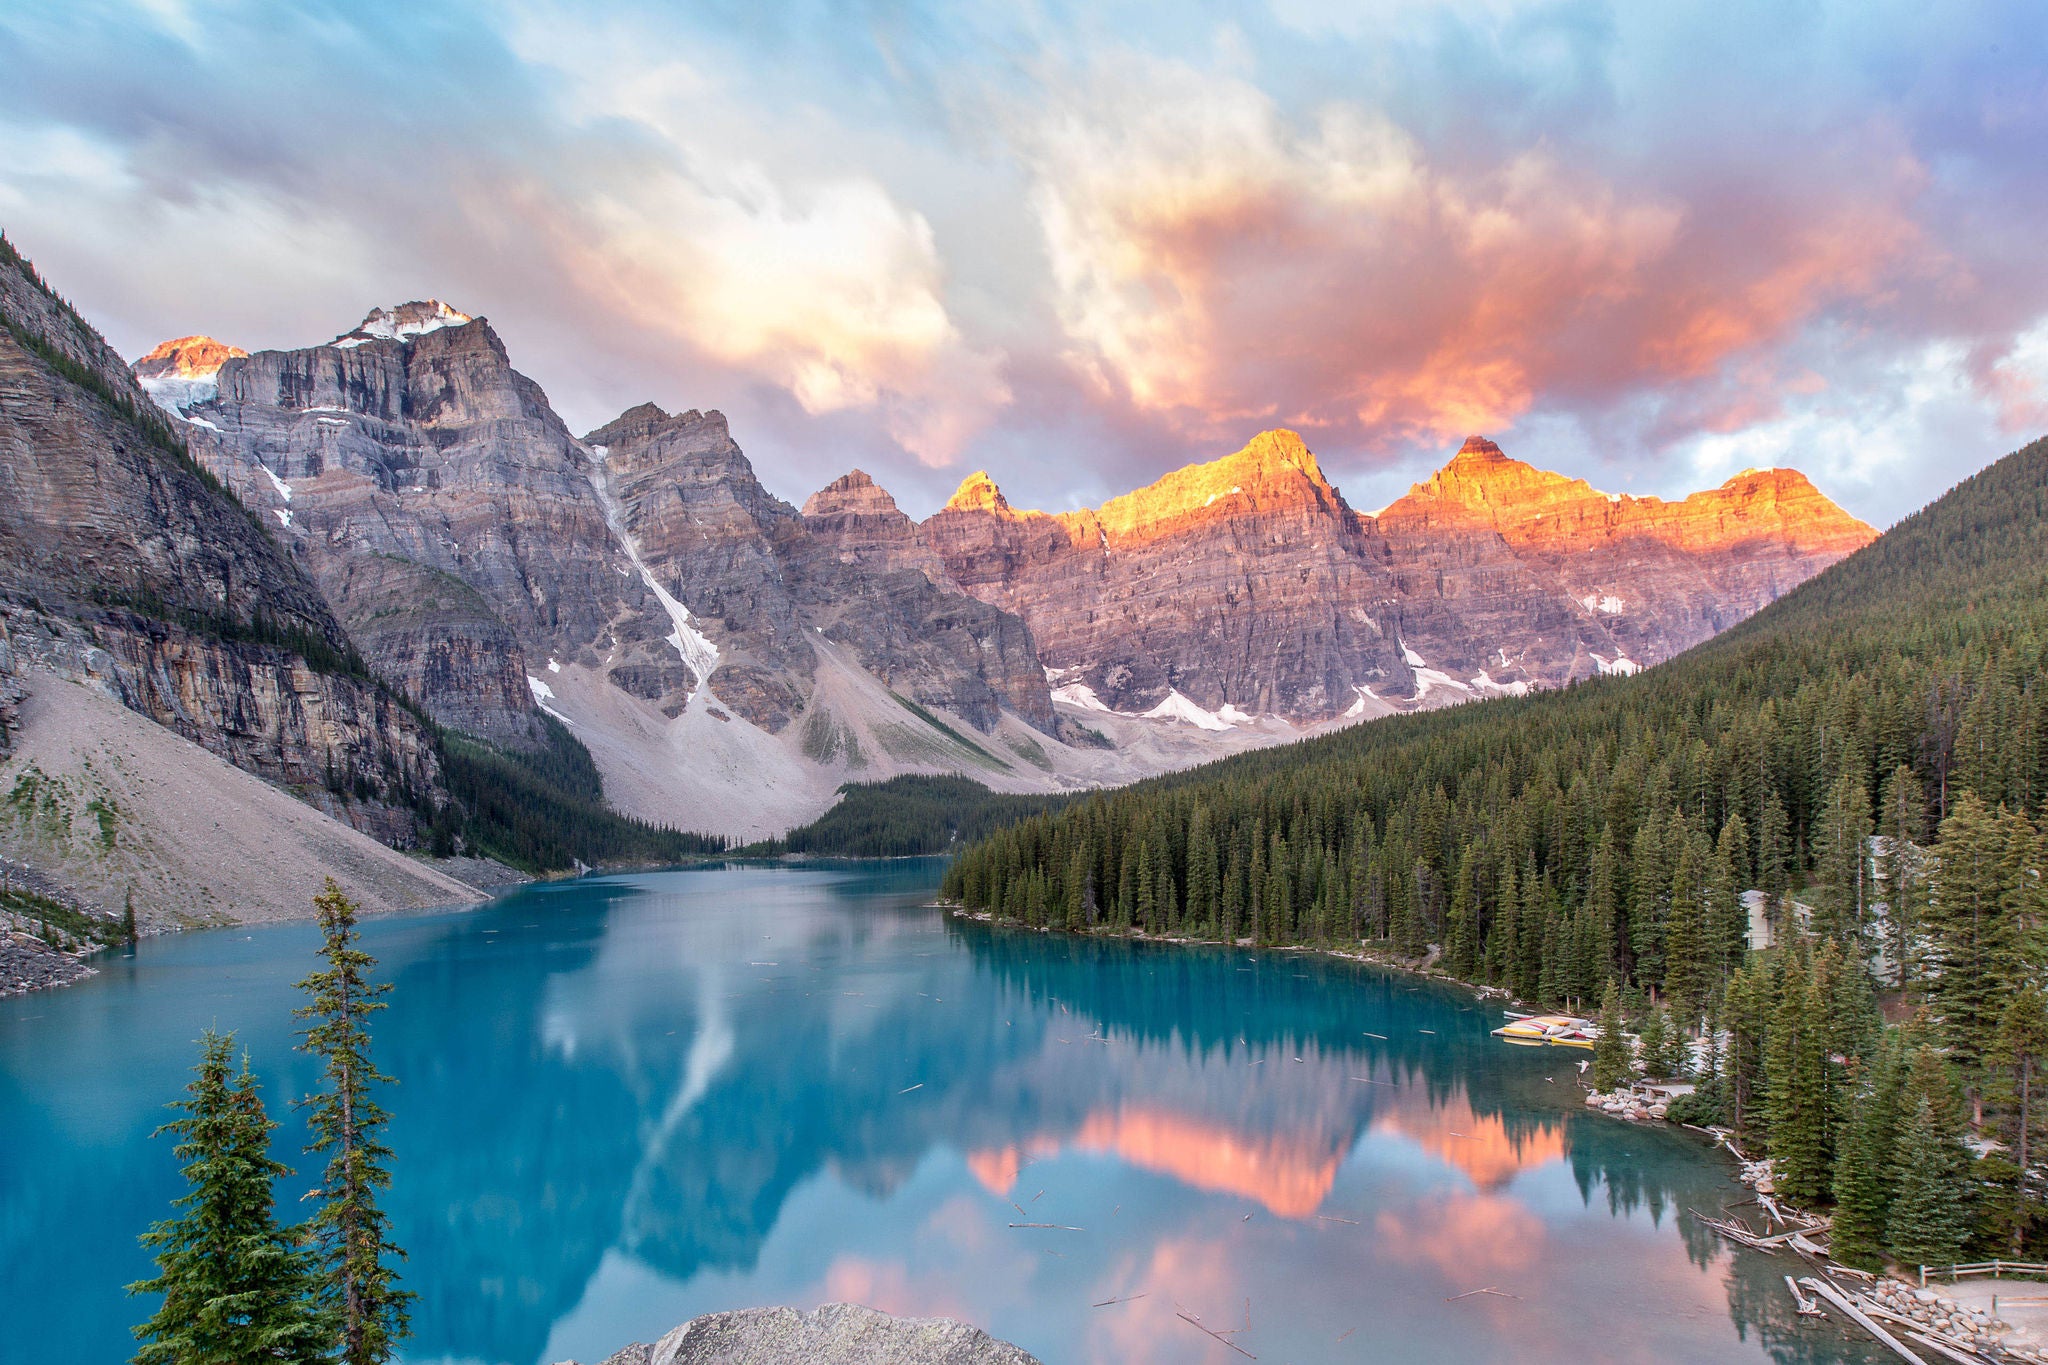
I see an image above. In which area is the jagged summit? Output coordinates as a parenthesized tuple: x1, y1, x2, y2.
(1450, 434, 1506, 460)
(133, 334, 249, 414)
(134, 334, 247, 380)
(1094, 429, 1336, 538)
(801, 469, 904, 520)
(583, 403, 730, 452)
(331, 300, 472, 349)
(944, 470, 1012, 515)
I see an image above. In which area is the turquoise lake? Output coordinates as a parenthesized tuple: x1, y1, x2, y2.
(1, 861, 1884, 1363)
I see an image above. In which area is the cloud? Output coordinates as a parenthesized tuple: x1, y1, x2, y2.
(558, 167, 1009, 465)
(1022, 52, 1934, 459)
(5, 0, 2048, 521)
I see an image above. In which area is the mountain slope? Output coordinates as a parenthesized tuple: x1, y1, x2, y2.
(943, 433, 2048, 990)
(0, 236, 446, 847)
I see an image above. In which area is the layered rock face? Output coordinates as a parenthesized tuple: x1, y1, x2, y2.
(1371, 437, 1878, 687)
(0, 248, 445, 835)
(588, 406, 1053, 733)
(153, 317, 1056, 745)
(812, 431, 1876, 721)
(174, 307, 631, 746)
(907, 430, 1405, 716)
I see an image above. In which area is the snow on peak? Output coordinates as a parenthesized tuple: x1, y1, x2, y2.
(135, 335, 248, 417)
(332, 300, 472, 348)
(1141, 689, 1232, 731)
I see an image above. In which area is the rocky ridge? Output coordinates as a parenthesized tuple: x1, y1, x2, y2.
(141, 312, 1090, 837)
(0, 245, 446, 843)
(808, 431, 1876, 722)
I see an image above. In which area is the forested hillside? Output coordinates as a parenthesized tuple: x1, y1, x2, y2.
(947, 435, 2048, 1263)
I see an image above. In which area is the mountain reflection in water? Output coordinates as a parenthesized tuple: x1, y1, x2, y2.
(0, 862, 1883, 1364)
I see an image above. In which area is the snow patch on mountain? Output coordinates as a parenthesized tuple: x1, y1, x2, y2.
(1052, 682, 1112, 713)
(331, 300, 473, 349)
(138, 374, 219, 415)
(526, 674, 573, 725)
(1141, 689, 1231, 731)
(263, 467, 292, 502)
(1579, 593, 1625, 614)
(1593, 653, 1641, 676)
(586, 451, 720, 699)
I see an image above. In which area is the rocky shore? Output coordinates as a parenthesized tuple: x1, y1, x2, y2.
(0, 927, 100, 996)
(560, 1304, 1041, 1365)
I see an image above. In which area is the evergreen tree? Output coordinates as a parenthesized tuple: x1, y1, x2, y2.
(1814, 771, 1872, 942)
(1766, 950, 1832, 1207)
(295, 882, 413, 1365)
(1990, 986, 2048, 1252)
(1592, 982, 1631, 1092)
(1637, 1004, 1672, 1080)
(130, 1031, 325, 1365)
(1876, 765, 1925, 987)
(1830, 1036, 1905, 1271)
(1927, 794, 2015, 1118)
(1887, 1093, 1977, 1270)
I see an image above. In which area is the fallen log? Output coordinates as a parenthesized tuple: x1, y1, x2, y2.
(1799, 1278, 1929, 1365)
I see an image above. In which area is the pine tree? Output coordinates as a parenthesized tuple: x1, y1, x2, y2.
(1663, 830, 1711, 1024)
(1927, 794, 2015, 1118)
(1990, 986, 2048, 1252)
(1830, 1037, 1905, 1271)
(1876, 765, 1925, 987)
(1592, 981, 1631, 1092)
(1888, 1092, 1977, 1270)
(1638, 1003, 1671, 1081)
(1766, 949, 1832, 1207)
(295, 881, 413, 1365)
(1815, 771, 1872, 942)
(130, 1030, 325, 1365)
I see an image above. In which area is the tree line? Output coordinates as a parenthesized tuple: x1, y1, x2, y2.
(130, 882, 411, 1365)
(945, 434, 2048, 1267)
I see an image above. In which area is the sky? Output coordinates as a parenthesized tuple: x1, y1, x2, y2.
(3, 1, 2046, 525)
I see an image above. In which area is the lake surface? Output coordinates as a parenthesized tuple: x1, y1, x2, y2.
(2, 861, 1882, 1364)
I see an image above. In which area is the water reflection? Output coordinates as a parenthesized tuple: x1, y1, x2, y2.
(0, 863, 1881, 1365)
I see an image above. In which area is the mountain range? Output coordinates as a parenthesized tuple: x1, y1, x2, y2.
(0, 236, 1875, 920)
(128, 301, 1870, 838)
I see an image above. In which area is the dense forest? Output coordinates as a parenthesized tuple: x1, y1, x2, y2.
(947, 435, 2048, 1266)
(433, 717, 725, 870)
(744, 775, 1070, 858)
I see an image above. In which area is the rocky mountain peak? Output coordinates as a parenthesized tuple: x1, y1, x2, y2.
(801, 469, 903, 521)
(332, 299, 473, 349)
(583, 403, 732, 456)
(1093, 428, 1338, 539)
(944, 471, 1012, 516)
(134, 334, 247, 380)
(133, 334, 251, 414)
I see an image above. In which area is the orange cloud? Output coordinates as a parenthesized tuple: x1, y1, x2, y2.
(1028, 57, 1929, 452)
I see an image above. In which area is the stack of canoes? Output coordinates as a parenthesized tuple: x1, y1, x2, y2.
(1491, 1013, 1599, 1049)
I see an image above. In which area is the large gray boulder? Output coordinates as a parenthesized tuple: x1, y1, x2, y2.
(572, 1303, 1041, 1365)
